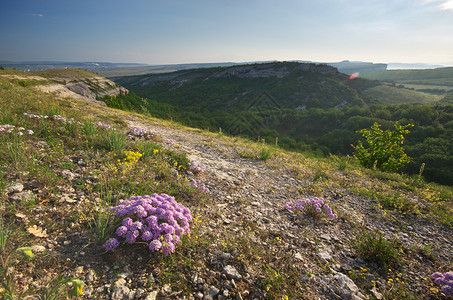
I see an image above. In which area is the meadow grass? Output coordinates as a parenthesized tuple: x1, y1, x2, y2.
(1, 70, 452, 298)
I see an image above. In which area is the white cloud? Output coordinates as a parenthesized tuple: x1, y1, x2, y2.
(32, 13, 44, 17)
(423, 0, 453, 11)
(440, 0, 453, 10)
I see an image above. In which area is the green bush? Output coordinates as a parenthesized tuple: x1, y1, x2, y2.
(352, 230, 402, 267)
(352, 122, 413, 172)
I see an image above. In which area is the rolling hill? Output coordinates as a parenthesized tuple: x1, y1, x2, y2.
(108, 62, 453, 185)
(1, 68, 452, 299)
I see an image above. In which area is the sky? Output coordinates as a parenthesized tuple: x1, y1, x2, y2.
(1, 0, 453, 66)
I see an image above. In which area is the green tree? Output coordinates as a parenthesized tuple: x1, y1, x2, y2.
(353, 122, 413, 172)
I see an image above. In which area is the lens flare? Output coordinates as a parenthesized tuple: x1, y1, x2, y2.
(349, 72, 359, 79)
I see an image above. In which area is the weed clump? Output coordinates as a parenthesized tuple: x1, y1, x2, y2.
(352, 230, 402, 267)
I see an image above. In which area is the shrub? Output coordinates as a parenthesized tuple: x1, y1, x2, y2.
(352, 122, 413, 172)
(105, 194, 192, 255)
(103, 129, 126, 152)
(259, 148, 273, 161)
(352, 230, 402, 267)
(166, 151, 190, 172)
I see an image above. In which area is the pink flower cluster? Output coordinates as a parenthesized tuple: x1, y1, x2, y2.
(285, 197, 338, 219)
(22, 112, 83, 125)
(23, 112, 115, 130)
(95, 121, 113, 129)
(409, 196, 433, 209)
(127, 128, 155, 140)
(190, 180, 209, 192)
(187, 161, 205, 174)
(0, 124, 33, 136)
(105, 194, 193, 255)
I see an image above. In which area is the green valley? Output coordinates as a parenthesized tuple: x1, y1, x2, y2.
(109, 62, 453, 185)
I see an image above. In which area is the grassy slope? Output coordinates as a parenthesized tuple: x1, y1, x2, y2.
(362, 85, 444, 104)
(1, 70, 453, 299)
(32, 68, 100, 79)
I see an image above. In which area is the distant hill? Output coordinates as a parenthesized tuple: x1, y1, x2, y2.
(325, 60, 387, 74)
(113, 62, 373, 110)
(1, 59, 388, 77)
(359, 67, 453, 86)
(108, 62, 452, 185)
(0, 61, 148, 73)
(100, 60, 388, 77)
(113, 61, 440, 111)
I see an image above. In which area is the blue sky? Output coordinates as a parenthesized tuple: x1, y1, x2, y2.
(1, 0, 453, 65)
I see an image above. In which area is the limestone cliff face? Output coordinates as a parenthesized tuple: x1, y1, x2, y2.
(114, 62, 340, 88)
(210, 63, 338, 78)
(59, 76, 129, 100)
(15, 69, 130, 105)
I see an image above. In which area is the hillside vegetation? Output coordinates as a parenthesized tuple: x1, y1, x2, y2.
(109, 62, 453, 185)
(1, 69, 453, 299)
(360, 67, 453, 87)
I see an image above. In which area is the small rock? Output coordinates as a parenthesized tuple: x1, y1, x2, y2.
(208, 286, 220, 298)
(59, 194, 77, 204)
(231, 279, 236, 288)
(82, 286, 93, 297)
(320, 234, 331, 241)
(294, 252, 304, 261)
(162, 284, 172, 294)
(118, 271, 132, 279)
(220, 252, 232, 261)
(9, 191, 34, 204)
(223, 265, 242, 280)
(135, 288, 145, 299)
(317, 250, 333, 264)
(85, 270, 96, 282)
(61, 170, 77, 181)
(144, 291, 158, 300)
(74, 266, 84, 275)
(370, 287, 383, 300)
(6, 182, 24, 194)
(31, 245, 46, 254)
(334, 273, 360, 299)
(111, 278, 130, 300)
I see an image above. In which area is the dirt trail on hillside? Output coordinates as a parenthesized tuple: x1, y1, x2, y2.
(119, 115, 453, 299)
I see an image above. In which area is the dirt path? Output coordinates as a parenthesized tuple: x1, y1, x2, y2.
(119, 115, 453, 299)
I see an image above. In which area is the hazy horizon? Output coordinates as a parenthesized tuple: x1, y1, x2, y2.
(1, 1, 453, 66)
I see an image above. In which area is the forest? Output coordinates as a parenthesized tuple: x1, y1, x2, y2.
(101, 91, 453, 186)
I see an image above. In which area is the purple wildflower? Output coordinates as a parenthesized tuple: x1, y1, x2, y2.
(106, 194, 193, 255)
(115, 226, 128, 237)
(149, 240, 162, 252)
(141, 230, 153, 241)
(125, 230, 139, 244)
(285, 197, 338, 220)
(162, 242, 176, 255)
(104, 238, 120, 251)
(432, 271, 453, 295)
(122, 217, 133, 227)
